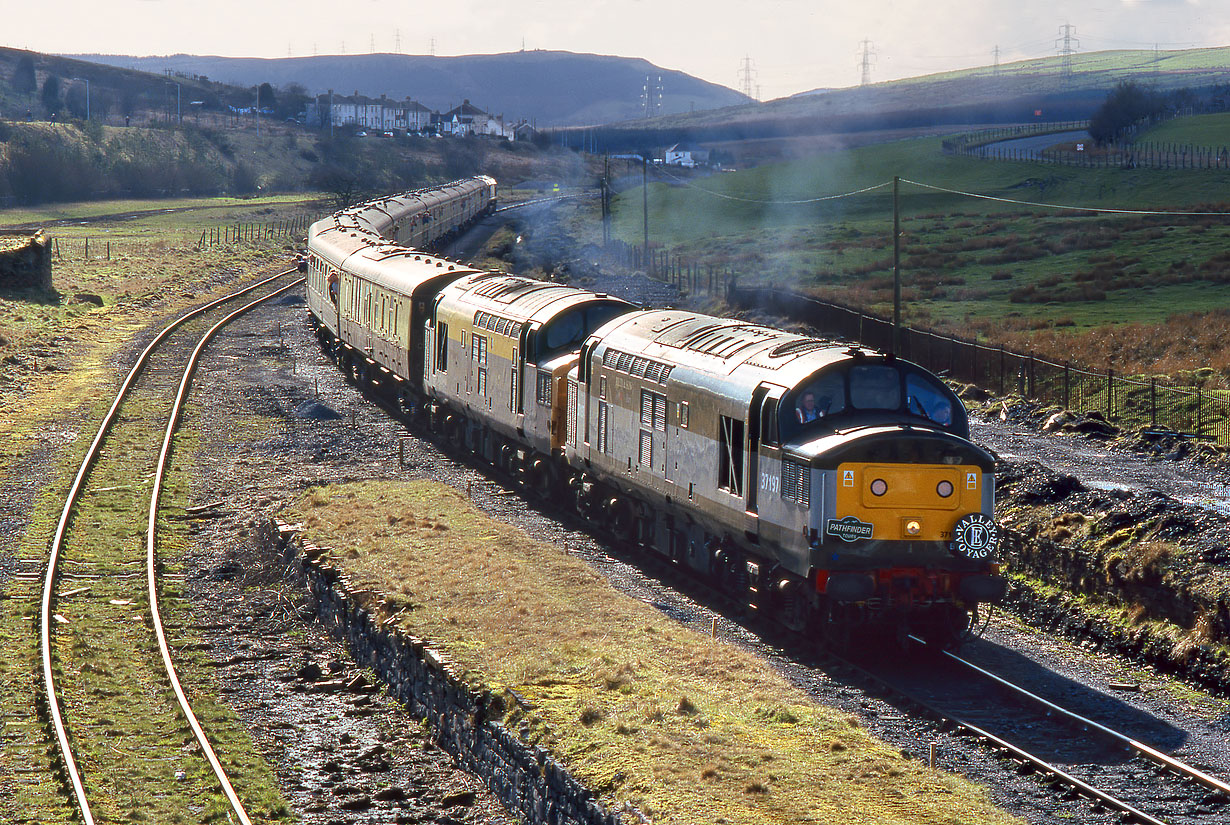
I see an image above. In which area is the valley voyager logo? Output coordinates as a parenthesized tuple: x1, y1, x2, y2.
(826, 516, 873, 542)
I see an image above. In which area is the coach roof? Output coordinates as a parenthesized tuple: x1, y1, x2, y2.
(445, 272, 631, 325)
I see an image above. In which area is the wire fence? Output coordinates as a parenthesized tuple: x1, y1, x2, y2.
(197, 214, 315, 249)
(599, 239, 731, 295)
(943, 118, 1230, 172)
(44, 214, 316, 262)
(727, 285, 1230, 443)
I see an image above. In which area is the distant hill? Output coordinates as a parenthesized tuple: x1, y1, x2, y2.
(70, 50, 749, 126)
(585, 45, 1230, 151)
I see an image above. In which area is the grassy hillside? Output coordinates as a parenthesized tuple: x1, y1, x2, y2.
(1139, 112, 1230, 149)
(0, 119, 595, 206)
(597, 46, 1230, 155)
(596, 132, 1230, 382)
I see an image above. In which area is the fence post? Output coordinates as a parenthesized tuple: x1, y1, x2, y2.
(1107, 369, 1114, 419)
(1063, 363, 1070, 410)
(1028, 352, 1036, 398)
(1150, 377, 1156, 429)
(1197, 386, 1204, 436)
(998, 345, 1005, 396)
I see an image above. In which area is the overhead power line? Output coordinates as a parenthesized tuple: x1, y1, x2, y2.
(857, 39, 876, 86)
(899, 178, 1230, 216)
(738, 56, 758, 101)
(642, 166, 1230, 216)
(1055, 24, 1080, 81)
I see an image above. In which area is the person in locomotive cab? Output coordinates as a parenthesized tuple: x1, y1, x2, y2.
(796, 391, 825, 423)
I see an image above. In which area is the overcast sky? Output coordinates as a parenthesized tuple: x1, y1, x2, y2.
(5, 0, 1228, 99)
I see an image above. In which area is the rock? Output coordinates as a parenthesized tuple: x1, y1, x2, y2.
(73, 292, 104, 306)
(294, 400, 341, 421)
(374, 786, 408, 802)
(1071, 417, 1117, 437)
(1042, 411, 1074, 432)
(340, 795, 373, 811)
(440, 790, 477, 808)
(297, 661, 323, 681)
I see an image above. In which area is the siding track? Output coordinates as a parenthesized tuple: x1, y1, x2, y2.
(38, 269, 303, 824)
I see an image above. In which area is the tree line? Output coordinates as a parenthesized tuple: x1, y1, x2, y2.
(1089, 80, 1230, 144)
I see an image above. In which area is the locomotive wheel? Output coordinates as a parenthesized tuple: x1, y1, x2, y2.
(777, 580, 813, 633)
(606, 497, 635, 542)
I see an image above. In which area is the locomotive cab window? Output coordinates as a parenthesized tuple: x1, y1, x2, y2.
(849, 365, 901, 410)
(535, 304, 627, 360)
(905, 373, 953, 427)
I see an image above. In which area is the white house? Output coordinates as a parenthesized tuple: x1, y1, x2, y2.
(664, 144, 710, 168)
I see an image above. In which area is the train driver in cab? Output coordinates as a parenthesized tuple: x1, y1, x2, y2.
(796, 391, 827, 423)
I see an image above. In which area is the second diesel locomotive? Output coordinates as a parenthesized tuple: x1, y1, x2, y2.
(304, 177, 1006, 646)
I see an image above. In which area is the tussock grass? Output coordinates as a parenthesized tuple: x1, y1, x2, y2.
(291, 480, 1021, 825)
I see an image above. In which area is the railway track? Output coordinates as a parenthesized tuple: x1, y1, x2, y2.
(35, 268, 303, 824)
(836, 635, 1230, 825)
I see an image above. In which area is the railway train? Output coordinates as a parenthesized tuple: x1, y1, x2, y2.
(303, 177, 1006, 646)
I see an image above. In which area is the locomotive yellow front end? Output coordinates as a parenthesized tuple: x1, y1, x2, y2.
(775, 355, 1005, 644)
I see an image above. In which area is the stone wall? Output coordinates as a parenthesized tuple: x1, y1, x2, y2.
(261, 519, 632, 825)
(0, 231, 52, 291)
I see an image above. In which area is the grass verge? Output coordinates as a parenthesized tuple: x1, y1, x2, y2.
(287, 479, 1021, 825)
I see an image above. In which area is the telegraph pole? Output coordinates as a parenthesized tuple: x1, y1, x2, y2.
(601, 155, 611, 247)
(642, 154, 650, 275)
(892, 176, 901, 355)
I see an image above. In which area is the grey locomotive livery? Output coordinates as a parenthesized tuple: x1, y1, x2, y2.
(304, 177, 1005, 647)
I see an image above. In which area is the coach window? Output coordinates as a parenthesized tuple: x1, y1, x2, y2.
(435, 323, 449, 372)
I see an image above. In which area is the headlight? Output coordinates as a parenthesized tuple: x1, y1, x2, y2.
(870, 478, 888, 496)
(936, 480, 954, 498)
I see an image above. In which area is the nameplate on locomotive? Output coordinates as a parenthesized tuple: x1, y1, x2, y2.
(826, 516, 873, 542)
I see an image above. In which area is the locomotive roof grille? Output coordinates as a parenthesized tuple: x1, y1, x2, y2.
(768, 339, 829, 358)
(602, 348, 671, 386)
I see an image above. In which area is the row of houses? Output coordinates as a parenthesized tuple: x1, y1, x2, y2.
(305, 93, 535, 139)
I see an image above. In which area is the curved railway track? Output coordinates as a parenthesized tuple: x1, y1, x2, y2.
(837, 635, 1230, 825)
(39, 268, 303, 824)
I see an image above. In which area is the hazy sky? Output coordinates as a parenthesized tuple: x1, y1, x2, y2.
(5, 0, 1228, 99)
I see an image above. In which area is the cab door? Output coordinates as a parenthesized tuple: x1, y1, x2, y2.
(746, 383, 787, 518)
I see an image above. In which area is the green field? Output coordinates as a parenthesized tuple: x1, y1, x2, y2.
(596, 131, 1230, 380)
(1139, 112, 1230, 150)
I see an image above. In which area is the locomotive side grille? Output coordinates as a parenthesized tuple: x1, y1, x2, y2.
(782, 459, 810, 508)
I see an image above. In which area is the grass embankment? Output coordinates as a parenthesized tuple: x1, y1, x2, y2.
(600, 133, 1230, 382)
(288, 480, 1020, 825)
(1139, 112, 1230, 150)
(0, 199, 309, 822)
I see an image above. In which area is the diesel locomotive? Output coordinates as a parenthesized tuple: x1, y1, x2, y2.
(304, 177, 1005, 647)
